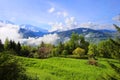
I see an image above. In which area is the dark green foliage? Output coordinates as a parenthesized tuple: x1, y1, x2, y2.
(21, 45, 30, 57)
(113, 24, 120, 32)
(15, 42, 22, 55)
(97, 39, 120, 59)
(4, 38, 10, 50)
(101, 24, 120, 59)
(110, 24, 120, 46)
(0, 39, 4, 52)
(79, 35, 89, 55)
(51, 48, 59, 56)
(57, 42, 64, 54)
(62, 50, 68, 56)
(0, 53, 26, 80)
(3, 39, 22, 55)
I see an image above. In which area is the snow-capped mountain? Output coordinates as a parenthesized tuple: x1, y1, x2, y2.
(20, 24, 48, 32)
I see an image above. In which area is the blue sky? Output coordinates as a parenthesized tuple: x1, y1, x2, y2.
(0, 0, 120, 30)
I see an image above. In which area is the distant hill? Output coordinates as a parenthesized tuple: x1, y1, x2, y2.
(19, 27, 116, 43)
(50, 28, 116, 43)
(20, 24, 48, 33)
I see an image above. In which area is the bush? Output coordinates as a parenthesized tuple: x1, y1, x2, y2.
(72, 47, 85, 57)
(0, 53, 27, 80)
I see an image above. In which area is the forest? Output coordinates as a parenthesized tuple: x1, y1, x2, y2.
(0, 24, 120, 80)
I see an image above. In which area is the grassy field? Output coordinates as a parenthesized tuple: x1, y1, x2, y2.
(18, 57, 120, 80)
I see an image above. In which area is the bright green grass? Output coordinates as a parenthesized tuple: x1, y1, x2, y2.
(18, 57, 120, 80)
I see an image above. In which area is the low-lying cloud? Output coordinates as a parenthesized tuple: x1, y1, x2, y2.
(21, 34, 60, 46)
(0, 22, 22, 43)
(0, 22, 60, 45)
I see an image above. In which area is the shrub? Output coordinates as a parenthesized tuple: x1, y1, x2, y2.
(72, 47, 85, 57)
(0, 53, 26, 80)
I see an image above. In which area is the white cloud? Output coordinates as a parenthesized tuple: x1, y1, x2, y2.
(49, 17, 78, 32)
(49, 22, 64, 32)
(49, 17, 115, 32)
(0, 22, 22, 43)
(48, 7, 55, 13)
(112, 14, 120, 22)
(21, 34, 60, 45)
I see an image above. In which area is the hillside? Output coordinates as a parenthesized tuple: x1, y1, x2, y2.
(18, 57, 120, 80)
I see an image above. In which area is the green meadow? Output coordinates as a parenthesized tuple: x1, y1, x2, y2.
(18, 57, 120, 80)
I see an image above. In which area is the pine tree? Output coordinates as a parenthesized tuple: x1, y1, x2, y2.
(110, 24, 120, 46)
(0, 39, 4, 52)
(4, 38, 10, 50)
(110, 24, 120, 59)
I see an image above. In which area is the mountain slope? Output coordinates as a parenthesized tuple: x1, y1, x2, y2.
(20, 24, 48, 32)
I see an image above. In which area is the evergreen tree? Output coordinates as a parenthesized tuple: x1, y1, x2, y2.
(88, 44, 97, 59)
(110, 24, 120, 59)
(15, 42, 21, 55)
(0, 40, 4, 52)
(4, 38, 10, 50)
(110, 24, 120, 46)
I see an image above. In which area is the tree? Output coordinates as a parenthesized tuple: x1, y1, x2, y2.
(21, 45, 30, 57)
(57, 42, 64, 54)
(0, 40, 4, 52)
(9, 40, 16, 51)
(110, 24, 120, 46)
(97, 39, 119, 59)
(88, 44, 97, 59)
(69, 32, 79, 52)
(72, 47, 85, 57)
(15, 42, 21, 55)
(62, 50, 68, 57)
(97, 40, 111, 58)
(37, 43, 54, 58)
(4, 38, 10, 50)
(51, 48, 59, 56)
(67, 32, 89, 54)
(109, 24, 120, 59)
(79, 35, 89, 55)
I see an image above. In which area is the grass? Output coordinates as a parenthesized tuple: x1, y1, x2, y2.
(18, 57, 120, 80)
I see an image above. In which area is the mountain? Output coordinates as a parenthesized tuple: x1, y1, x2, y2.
(20, 24, 48, 33)
(19, 28, 46, 38)
(50, 28, 116, 43)
(51, 28, 115, 37)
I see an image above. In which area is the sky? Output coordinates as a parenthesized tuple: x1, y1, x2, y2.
(0, 0, 120, 31)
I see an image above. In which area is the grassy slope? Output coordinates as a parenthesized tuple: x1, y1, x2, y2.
(18, 57, 120, 80)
